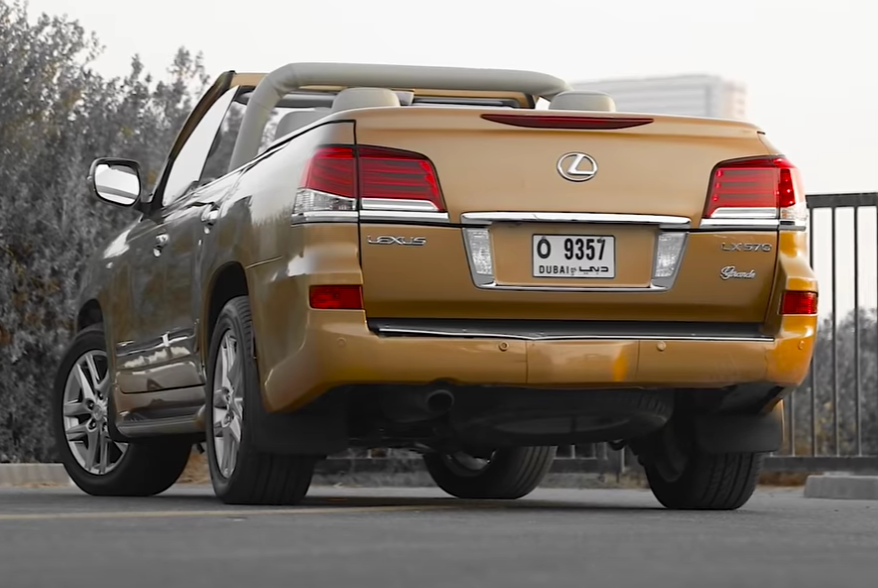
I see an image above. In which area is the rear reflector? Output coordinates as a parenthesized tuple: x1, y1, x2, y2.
(295, 144, 446, 216)
(480, 113, 654, 130)
(309, 285, 363, 310)
(703, 156, 807, 223)
(781, 291, 818, 315)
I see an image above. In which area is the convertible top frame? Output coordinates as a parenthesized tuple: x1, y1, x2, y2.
(227, 62, 572, 171)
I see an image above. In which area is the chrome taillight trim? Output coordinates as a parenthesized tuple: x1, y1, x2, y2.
(708, 206, 778, 219)
(291, 210, 360, 224)
(292, 210, 451, 224)
(360, 198, 440, 212)
(698, 218, 807, 231)
(360, 210, 451, 223)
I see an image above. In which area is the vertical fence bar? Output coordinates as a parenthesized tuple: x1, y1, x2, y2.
(789, 357, 796, 455)
(831, 206, 839, 456)
(808, 211, 820, 457)
(854, 206, 861, 456)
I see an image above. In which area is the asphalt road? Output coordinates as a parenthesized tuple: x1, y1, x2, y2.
(0, 485, 876, 588)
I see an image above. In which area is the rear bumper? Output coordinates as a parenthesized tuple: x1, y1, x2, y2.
(258, 310, 816, 412)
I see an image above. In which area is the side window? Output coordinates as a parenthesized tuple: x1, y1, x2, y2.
(200, 99, 247, 184)
(161, 87, 239, 206)
(197, 94, 288, 187)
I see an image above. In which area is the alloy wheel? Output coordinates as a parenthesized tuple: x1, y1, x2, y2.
(212, 329, 243, 478)
(62, 350, 128, 475)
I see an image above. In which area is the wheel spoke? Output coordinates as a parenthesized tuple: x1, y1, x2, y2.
(98, 429, 110, 475)
(63, 401, 89, 417)
(213, 416, 225, 438)
(73, 364, 96, 403)
(220, 339, 232, 391)
(230, 396, 243, 420)
(228, 416, 242, 443)
(84, 428, 99, 471)
(220, 429, 233, 473)
(213, 388, 228, 409)
(66, 422, 90, 442)
(84, 354, 101, 397)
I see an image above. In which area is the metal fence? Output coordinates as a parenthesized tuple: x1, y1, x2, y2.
(321, 193, 878, 477)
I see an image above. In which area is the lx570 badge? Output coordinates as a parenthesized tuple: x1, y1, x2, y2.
(721, 242, 772, 252)
(367, 235, 427, 246)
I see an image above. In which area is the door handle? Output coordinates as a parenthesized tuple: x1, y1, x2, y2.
(154, 234, 169, 254)
(201, 207, 220, 225)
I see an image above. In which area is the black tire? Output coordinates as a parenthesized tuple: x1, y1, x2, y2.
(645, 450, 764, 510)
(423, 446, 556, 499)
(205, 296, 316, 505)
(52, 324, 192, 497)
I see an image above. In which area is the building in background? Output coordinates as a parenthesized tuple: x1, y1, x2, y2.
(571, 74, 747, 120)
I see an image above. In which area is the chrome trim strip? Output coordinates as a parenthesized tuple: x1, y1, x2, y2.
(115, 331, 197, 358)
(699, 218, 780, 228)
(710, 207, 778, 219)
(460, 211, 692, 228)
(116, 415, 203, 437)
(360, 198, 439, 212)
(698, 217, 807, 231)
(291, 209, 449, 224)
(373, 325, 773, 342)
(115, 337, 166, 358)
(291, 210, 359, 224)
(359, 210, 451, 223)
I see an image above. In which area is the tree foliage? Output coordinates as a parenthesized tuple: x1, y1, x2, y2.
(0, 0, 209, 461)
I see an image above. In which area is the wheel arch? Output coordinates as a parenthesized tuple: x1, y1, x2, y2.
(201, 262, 250, 366)
(76, 299, 104, 332)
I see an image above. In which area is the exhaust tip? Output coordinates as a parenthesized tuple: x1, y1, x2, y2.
(426, 390, 455, 414)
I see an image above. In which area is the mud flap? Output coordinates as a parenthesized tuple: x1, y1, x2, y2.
(250, 391, 349, 456)
(694, 402, 784, 454)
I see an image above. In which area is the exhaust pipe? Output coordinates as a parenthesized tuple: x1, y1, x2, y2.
(425, 389, 455, 414)
(382, 389, 456, 423)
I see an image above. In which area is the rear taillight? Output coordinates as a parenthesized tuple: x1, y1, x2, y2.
(481, 113, 654, 130)
(781, 291, 818, 315)
(702, 156, 807, 227)
(309, 285, 363, 310)
(293, 144, 446, 221)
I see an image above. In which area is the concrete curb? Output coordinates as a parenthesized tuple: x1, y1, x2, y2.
(804, 474, 878, 501)
(0, 464, 72, 487)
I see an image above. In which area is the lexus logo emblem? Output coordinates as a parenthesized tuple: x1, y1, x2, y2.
(557, 152, 598, 182)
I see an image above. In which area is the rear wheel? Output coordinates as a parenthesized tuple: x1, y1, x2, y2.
(643, 423, 764, 510)
(205, 296, 316, 505)
(52, 324, 192, 496)
(423, 446, 556, 499)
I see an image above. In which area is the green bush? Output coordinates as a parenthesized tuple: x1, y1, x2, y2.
(0, 0, 207, 461)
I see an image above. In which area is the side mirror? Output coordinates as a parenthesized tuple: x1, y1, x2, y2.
(88, 158, 143, 207)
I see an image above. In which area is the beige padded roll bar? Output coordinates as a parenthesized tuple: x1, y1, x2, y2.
(228, 62, 572, 171)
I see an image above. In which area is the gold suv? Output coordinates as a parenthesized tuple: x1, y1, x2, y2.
(53, 63, 818, 510)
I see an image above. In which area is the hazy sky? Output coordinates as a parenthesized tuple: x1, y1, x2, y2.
(28, 0, 876, 194)
(24, 0, 878, 316)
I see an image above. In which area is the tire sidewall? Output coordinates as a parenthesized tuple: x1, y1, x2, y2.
(205, 299, 259, 498)
(52, 325, 136, 489)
